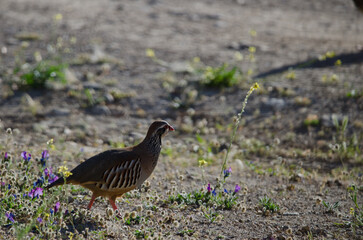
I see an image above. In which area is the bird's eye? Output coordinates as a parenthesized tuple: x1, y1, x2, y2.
(157, 126, 167, 134)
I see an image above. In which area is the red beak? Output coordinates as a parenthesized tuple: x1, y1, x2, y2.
(168, 125, 175, 131)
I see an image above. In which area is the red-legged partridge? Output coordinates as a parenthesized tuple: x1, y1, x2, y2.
(46, 120, 174, 210)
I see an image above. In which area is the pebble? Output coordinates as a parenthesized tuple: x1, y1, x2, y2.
(83, 82, 104, 90)
(49, 108, 71, 117)
(283, 212, 299, 216)
(90, 105, 111, 115)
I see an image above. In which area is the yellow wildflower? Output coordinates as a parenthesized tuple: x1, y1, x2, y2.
(321, 74, 328, 83)
(335, 59, 342, 66)
(318, 55, 326, 61)
(47, 138, 55, 150)
(70, 37, 77, 44)
(146, 48, 155, 58)
(34, 51, 42, 62)
(58, 166, 72, 177)
(252, 82, 260, 90)
(330, 74, 339, 82)
(350, 207, 355, 215)
(21, 41, 30, 48)
(248, 46, 256, 53)
(198, 159, 207, 167)
(325, 51, 335, 58)
(234, 52, 243, 61)
(64, 171, 72, 177)
(249, 29, 257, 37)
(193, 57, 200, 63)
(68, 232, 74, 240)
(248, 54, 255, 62)
(285, 70, 296, 80)
(53, 13, 63, 22)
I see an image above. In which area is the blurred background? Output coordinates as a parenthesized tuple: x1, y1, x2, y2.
(0, 0, 362, 169)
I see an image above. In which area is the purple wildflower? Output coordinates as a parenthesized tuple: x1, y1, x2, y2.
(44, 167, 59, 184)
(48, 175, 59, 184)
(212, 189, 216, 196)
(234, 184, 241, 193)
(40, 150, 49, 167)
(207, 183, 211, 193)
(54, 201, 60, 213)
(21, 151, 31, 161)
(34, 187, 43, 198)
(4, 152, 8, 159)
(223, 167, 232, 178)
(44, 167, 51, 177)
(1, 182, 5, 186)
(41, 150, 49, 159)
(5, 212, 15, 223)
(37, 217, 43, 223)
(33, 176, 45, 188)
(28, 189, 35, 198)
(29, 187, 43, 198)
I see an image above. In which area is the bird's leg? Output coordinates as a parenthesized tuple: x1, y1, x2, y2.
(87, 194, 96, 210)
(108, 196, 118, 210)
(109, 196, 124, 219)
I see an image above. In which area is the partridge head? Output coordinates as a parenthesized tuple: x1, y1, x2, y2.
(46, 120, 174, 210)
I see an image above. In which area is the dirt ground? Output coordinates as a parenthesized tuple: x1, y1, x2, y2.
(0, 0, 363, 239)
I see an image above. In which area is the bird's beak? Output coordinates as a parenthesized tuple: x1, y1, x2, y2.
(168, 125, 175, 131)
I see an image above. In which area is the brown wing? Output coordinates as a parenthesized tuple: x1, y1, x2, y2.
(94, 157, 142, 191)
(67, 149, 140, 186)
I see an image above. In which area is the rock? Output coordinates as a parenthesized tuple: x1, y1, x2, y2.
(283, 212, 299, 216)
(83, 82, 104, 90)
(169, 61, 191, 73)
(261, 97, 286, 112)
(321, 114, 347, 128)
(104, 93, 114, 103)
(90, 105, 111, 115)
(49, 108, 71, 117)
(64, 69, 79, 84)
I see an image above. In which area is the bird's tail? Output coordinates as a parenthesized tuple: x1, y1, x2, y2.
(45, 177, 65, 189)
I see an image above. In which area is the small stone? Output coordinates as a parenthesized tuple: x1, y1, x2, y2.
(104, 93, 114, 103)
(90, 105, 111, 115)
(83, 82, 104, 90)
(49, 108, 71, 117)
(283, 212, 299, 216)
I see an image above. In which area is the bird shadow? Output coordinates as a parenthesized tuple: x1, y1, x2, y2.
(254, 49, 363, 79)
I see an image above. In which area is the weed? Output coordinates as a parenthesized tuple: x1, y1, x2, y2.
(15, 61, 67, 89)
(346, 89, 363, 99)
(220, 83, 259, 178)
(201, 64, 241, 88)
(177, 228, 195, 237)
(322, 200, 340, 214)
(303, 114, 320, 127)
(347, 185, 363, 234)
(259, 196, 280, 215)
(0, 132, 101, 239)
(331, 115, 362, 162)
(125, 214, 142, 226)
(285, 69, 296, 80)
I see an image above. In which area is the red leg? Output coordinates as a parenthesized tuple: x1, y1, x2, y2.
(109, 196, 118, 210)
(87, 194, 96, 210)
